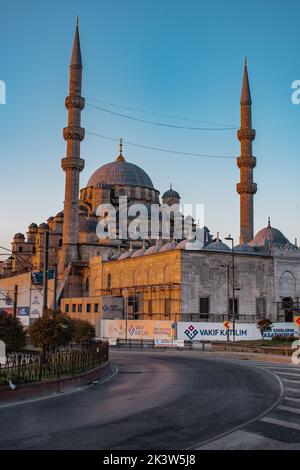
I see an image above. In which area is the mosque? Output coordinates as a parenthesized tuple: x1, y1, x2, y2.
(0, 21, 299, 327)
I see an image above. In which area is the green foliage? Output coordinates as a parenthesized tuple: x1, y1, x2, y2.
(28, 309, 75, 350)
(0, 312, 26, 351)
(257, 317, 273, 339)
(72, 318, 96, 344)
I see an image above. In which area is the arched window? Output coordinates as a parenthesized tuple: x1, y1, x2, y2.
(85, 277, 90, 293)
(107, 273, 112, 289)
(164, 265, 170, 283)
(59, 239, 62, 248)
(119, 271, 124, 287)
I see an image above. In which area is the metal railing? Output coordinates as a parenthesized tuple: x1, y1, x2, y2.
(0, 340, 109, 385)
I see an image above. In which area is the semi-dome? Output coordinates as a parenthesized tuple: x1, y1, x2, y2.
(87, 147, 154, 189)
(249, 218, 295, 249)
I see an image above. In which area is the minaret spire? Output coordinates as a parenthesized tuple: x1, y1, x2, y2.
(59, 19, 85, 274)
(236, 60, 257, 244)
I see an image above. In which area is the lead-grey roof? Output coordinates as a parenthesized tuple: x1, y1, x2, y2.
(87, 159, 154, 189)
(249, 225, 295, 249)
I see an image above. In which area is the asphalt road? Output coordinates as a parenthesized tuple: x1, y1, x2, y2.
(0, 351, 280, 450)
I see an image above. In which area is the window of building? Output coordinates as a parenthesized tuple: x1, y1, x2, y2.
(148, 299, 153, 315)
(86, 303, 91, 313)
(199, 297, 209, 314)
(94, 303, 99, 313)
(256, 298, 266, 319)
(18, 246, 23, 252)
(164, 298, 171, 318)
(32, 246, 36, 254)
(59, 239, 62, 247)
(78, 304, 82, 313)
(65, 304, 69, 313)
(72, 304, 76, 313)
(107, 273, 112, 289)
(229, 299, 239, 317)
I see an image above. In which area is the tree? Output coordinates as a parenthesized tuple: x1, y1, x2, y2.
(257, 317, 273, 340)
(72, 319, 96, 344)
(28, 309, 75, 351)
(0, 312, 26, 351)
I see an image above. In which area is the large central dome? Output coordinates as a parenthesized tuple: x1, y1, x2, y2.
(87, 151, 154, 189)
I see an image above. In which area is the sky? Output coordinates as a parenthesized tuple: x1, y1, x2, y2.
(0, 0, 300, 250)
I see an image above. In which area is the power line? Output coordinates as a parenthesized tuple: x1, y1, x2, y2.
(86, 131, 236, 159)
(87, 97, 237, 128)
(86, 103, 238, 131)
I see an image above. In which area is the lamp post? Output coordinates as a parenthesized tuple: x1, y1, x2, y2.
(225, 236, 236, 341)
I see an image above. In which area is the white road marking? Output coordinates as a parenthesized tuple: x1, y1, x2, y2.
(285, 397, 300, 403)
(261, 416, 300, 431)
(275, 372, 300, 377)
(286, 387, 300, 394)
(277, 405, 300, 415)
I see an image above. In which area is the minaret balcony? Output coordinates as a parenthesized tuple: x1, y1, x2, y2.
(237, 156, 256, 169)
(63, 126, 85, 141)
(237, 128, 256, 141)
(236, 182, 257, 195)
(61, 157, 85, 172)
(65, 95, 85, 110)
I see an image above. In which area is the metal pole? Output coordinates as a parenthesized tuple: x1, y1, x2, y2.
(13, 284, 18, 319)
(53, 263, 58, 311)
(42, 230, 49, 315)
(227, 265, 230, 342)
(232, 239, 236, 341)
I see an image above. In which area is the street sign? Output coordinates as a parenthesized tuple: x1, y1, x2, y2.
(294, 316, 300, 327)
(223, 321, 231, 330)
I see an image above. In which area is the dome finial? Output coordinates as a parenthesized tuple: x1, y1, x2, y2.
(244, 56, 247, 66)
(268, 217, 271, 227)
(170, 182, 172, 190)
(116, 138, 125, 161)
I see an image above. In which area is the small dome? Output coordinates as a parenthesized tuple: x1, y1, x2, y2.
(206, 235, 231, 252)
(54, 211, 64, 220)
(159, 241, 177, 252)
(144, 244, 160, 256)
(249, 218, 295, 249)
(110, 252, 121, 260)
(14, 233, 25, 240)
(47, 216, 54, 222)
(162, 184, 180, 200)
(186, 239, 203, 250)
(118, 250, 134, 260)
(38, 223, 49, 230)
(234, 243, 255, 253)
(28, 223, 38, 230)
(176, 239, 187, 249)
(131, 247, 147, 258)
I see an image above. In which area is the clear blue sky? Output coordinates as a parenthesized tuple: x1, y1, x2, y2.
(1, 0, 299, 249)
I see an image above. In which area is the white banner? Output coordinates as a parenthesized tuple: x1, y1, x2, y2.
(101, 319, 174, 340)
(177, 322, 261, 342)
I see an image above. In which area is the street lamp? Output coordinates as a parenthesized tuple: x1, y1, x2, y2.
(225, 235, 236, 341)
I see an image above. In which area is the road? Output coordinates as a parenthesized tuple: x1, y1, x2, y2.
(0, 350, 295, 450)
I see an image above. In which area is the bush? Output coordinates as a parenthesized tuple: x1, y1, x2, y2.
(0, 312, 26, 351)
(28, 309, 75, 351)
(72, 319, 96, 344)
(257, 317, 273, 339)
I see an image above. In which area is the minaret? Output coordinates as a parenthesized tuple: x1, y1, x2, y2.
(236, 59, 257, 244)
(59, 18, 85, 273)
